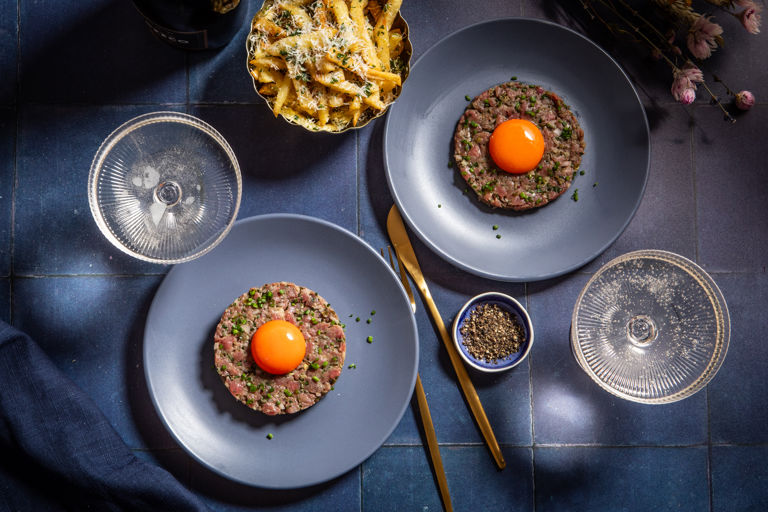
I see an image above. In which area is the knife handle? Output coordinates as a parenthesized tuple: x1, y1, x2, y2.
(420, 285, 507, 470)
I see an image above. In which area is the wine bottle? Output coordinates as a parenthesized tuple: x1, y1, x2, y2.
(132, 0, 248, 50)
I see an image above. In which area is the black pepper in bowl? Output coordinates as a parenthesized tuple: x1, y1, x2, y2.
(459, 303, 525, 364)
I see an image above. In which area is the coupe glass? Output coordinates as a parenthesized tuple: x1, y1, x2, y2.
(571, 250, 730, 404)
(88, 112, 241, 264)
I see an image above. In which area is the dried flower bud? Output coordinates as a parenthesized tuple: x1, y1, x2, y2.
(687, 15, 723, 59)
(671, 62, 704, 104)
(737, 4, 762, 34)
(735, 90, 755, 110)
(679, 88, 696, 105)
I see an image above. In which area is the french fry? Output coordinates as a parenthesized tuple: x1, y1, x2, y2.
(280, 4, 313, 28)
(348, 0, 381, 67)
(389, 29, 403, 58)
(325, 52, 400, 86)
(272, 73, 292, 117)
(253, 17, 286, 37)
(318, 104, 329, 126)
(350, 96, 362, 126)
(373, 0, 402, 72)
(327, 93, 345, 108)
(367, 0, 383, 20)
(292, 79, 318, 115)
(266, 29, 334, 56)
(259, 69, 283, 83)
(250, 56, 287, 71)
(259, 83, 280, 95)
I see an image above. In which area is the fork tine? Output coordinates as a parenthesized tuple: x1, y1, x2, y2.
(388, 245, 417, 314)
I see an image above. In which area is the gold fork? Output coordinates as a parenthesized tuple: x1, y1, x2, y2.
(383, 246, 453, 512)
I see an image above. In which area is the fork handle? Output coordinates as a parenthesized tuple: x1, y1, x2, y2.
(420, 286, 507, 470)
(415, 375, 453, 512)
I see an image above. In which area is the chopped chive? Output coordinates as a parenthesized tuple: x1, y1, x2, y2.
(366, 336, 373, 343)
(496, 234, 502, 239)
(312, 376, 320, 382)
(348, 363, 357, 369)
(266, 433, 273, 440)
(465, 95, 471, 101)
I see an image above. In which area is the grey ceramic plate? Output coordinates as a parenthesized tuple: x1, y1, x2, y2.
(144, 214, 419, 488)
(384, 18, 650, 282)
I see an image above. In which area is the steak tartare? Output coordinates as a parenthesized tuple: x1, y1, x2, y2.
(214, 282, 346, 415)
(453, 81, 586, 210)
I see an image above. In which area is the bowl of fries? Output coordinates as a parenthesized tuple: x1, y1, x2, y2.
(246, 0, 412, 133)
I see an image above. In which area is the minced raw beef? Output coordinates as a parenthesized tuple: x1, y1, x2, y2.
(214, 282, 345, 415)
(453, 81, 586, 210)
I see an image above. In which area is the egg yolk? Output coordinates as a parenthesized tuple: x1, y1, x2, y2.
(488, 119, 545, 174)
(250, 320, 306, 375)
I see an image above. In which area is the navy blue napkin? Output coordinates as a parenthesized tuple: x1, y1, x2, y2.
(0, 321, 209, 511)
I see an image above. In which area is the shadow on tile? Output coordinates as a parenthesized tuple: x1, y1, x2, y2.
(20, 0, 187, 104)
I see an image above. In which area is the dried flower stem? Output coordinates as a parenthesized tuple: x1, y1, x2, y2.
(582, 0, 734, 120)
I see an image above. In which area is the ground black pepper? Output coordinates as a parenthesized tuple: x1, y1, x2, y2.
(459, 303, 525, 363)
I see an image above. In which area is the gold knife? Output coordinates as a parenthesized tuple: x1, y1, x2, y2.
(387, 205, 506, 470)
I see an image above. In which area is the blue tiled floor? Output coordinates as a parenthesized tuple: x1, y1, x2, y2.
(0, 3, 16, 105)
(0, 108, 13, 276)
(2, 0, 767, 510)
(534, 446, 709, 511)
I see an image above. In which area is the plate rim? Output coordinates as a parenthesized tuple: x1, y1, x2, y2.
(383, 17, 651, 282)
(142, 213, 419, 488)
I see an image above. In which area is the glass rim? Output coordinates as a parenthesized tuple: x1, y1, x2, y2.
(571, 249, 731, 404)
(88, 111, 242, 264)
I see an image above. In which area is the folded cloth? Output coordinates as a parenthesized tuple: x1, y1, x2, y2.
(0, 321, 209, 512)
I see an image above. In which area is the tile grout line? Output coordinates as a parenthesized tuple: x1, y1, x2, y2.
(10, 0, 20, 324)
(524, 281, 538, 511)
(356, 127, 361, 237)
(691, 106, 714, 512)
(356, 127, 362, 512)
(707, 386, 715, 512)
(691, 106, 699, 264)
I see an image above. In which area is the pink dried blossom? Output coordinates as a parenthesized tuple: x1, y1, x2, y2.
(671, 63, 704, 104)
(687, 15, 723, 59)
(679, 88, 696, 105)
(735, 90, 755, 110)
(735, 1, 762, 34)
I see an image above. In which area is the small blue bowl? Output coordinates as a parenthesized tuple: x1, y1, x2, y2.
(452, 292, 534, 373)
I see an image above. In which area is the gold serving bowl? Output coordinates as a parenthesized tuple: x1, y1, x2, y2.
(246, 0, 411, 133)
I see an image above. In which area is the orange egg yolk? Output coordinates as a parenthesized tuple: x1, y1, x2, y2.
(250, 320, 306, 375)
(488, 119, 545, 174)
